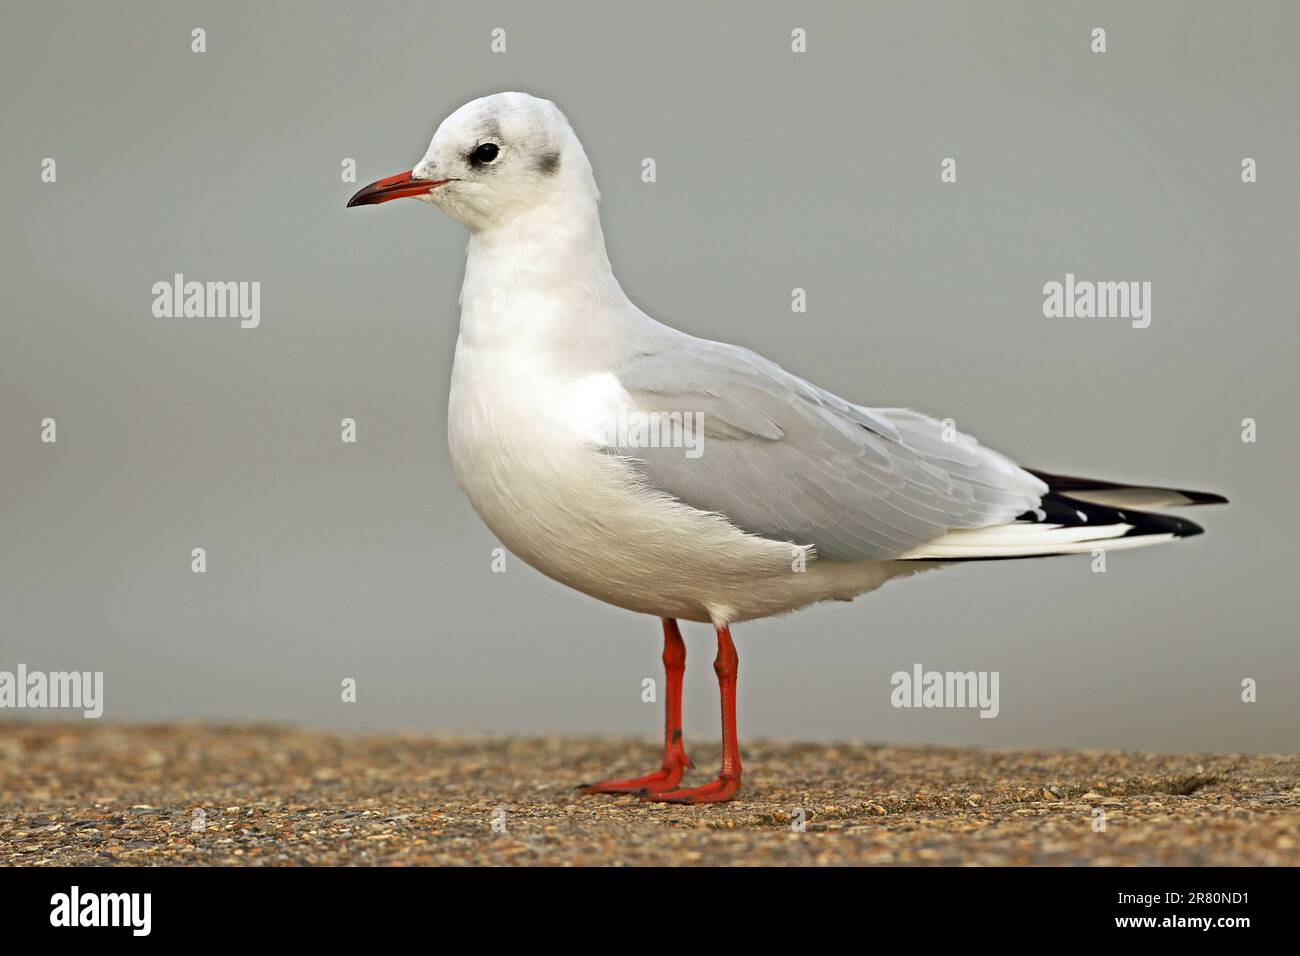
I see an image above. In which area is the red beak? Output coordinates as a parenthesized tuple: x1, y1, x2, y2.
(347, 170, 449, 207)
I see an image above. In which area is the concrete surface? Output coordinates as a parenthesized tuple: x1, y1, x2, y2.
(1, 724, 1296, 865)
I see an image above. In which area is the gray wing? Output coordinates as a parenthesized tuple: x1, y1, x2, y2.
(609, 338, 1047, 561)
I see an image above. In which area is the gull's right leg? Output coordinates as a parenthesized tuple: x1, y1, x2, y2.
(578, 618, 692, 794)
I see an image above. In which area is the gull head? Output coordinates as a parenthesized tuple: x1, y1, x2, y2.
(347, 92, 594, 232)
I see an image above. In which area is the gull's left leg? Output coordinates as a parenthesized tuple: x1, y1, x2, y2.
(578, 618, 692, 794)
(640, 623, 742, 804)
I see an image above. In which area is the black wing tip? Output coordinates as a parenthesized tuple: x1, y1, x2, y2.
(1018, 494, 1206, 539)
(1027, 468, 1228, 507)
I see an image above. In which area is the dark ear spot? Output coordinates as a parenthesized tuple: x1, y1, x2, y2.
(535, 151, 561, 175)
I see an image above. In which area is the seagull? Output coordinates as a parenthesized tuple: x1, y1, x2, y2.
(348, 92, 1227, 804)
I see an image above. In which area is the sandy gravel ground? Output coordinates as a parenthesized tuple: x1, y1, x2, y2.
(1, 723, 1296, 866)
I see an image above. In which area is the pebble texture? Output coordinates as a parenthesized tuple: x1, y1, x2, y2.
(1, 724, 1296, 866)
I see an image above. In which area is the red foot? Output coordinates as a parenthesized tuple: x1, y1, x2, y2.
(639, 775, 741, 804)
(580, 735, 692, 794)
(578, 762, 686, 795)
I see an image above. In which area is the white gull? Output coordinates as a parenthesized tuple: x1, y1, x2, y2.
(348, 92, 1226, 803)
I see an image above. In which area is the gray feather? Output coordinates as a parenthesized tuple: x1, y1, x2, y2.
(609, 338, 1046, 561)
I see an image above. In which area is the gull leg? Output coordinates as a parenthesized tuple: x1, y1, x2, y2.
(641, 623, 742, 804)
(579, 618, 692, 794)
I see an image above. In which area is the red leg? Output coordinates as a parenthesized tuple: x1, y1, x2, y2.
(641, 623, 742, 804)
(579, 619, 692, 794)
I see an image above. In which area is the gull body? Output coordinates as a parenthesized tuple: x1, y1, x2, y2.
(420, 94, 926, 625)
(349, 92, 1225, 803)
(449, 225, 921, 626)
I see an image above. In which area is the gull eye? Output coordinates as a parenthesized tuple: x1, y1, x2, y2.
(470, 143, 500, 166)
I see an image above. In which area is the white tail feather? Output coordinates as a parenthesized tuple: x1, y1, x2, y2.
(1058, 489, 1204, 510)
(899, 522, 1174, 559)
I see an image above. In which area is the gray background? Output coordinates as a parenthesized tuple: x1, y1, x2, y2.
(2, 1, 1296, 752)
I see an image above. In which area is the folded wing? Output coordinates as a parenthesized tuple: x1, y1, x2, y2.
(609, 338, 1047, 561)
